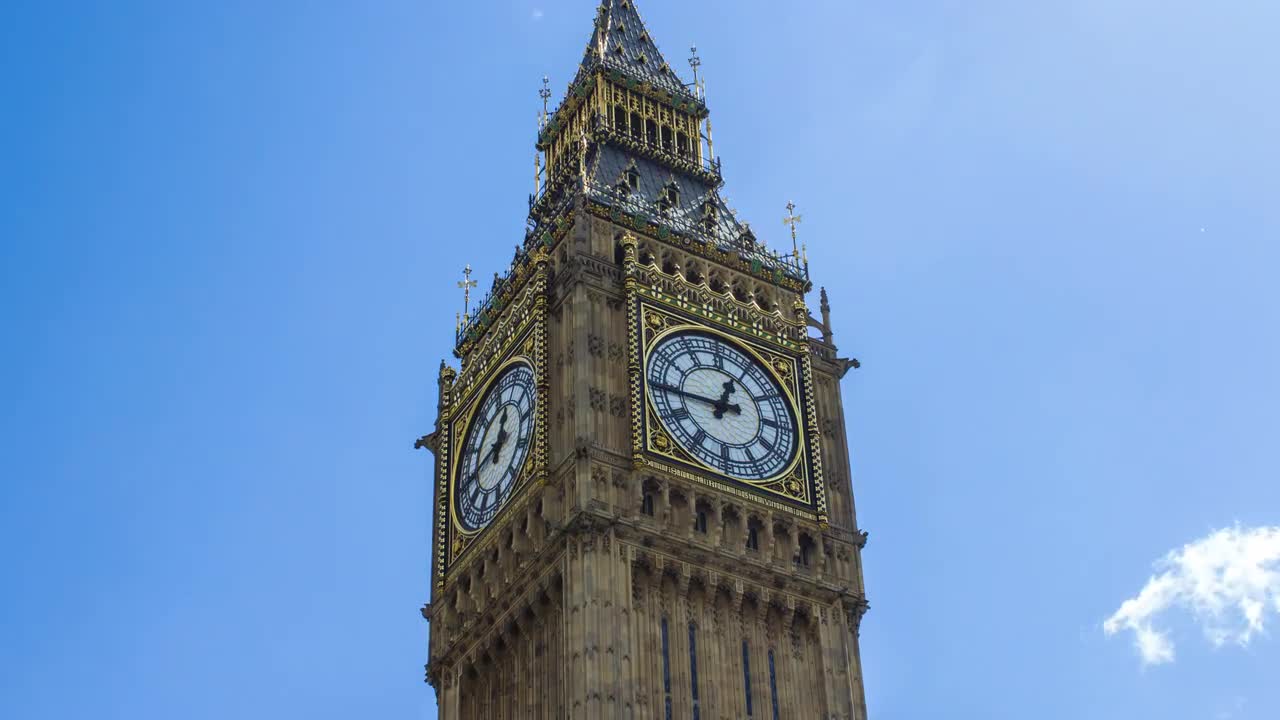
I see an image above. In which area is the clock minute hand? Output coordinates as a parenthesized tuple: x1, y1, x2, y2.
(652, 381, 740, 417)
(650, 381, 724, 407)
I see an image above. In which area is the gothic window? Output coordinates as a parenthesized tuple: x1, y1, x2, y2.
(693, 508, 707, 534)
(614, 105, 627, 131)
(701, 201, 718, 233)
(660, 617, 673, 720)
(659, 182, 679, 212)
(627, 166, 640, 191)
(742, 641, 754, 717)
(746, 526, 759, 552)
(646, 118, 658, 146)
(642, 492, 655, 517)
(630, 111, 643, 140)
(677, 130, 690, 158)
(768, 649, 781, 720)
(661, 125, 673, 153)
(689, 623, 701, 720)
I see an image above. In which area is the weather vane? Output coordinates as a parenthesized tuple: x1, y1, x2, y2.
(457, 264, 477, 323)
(538, 75, 552, 129)
(783, 200, 806, 263)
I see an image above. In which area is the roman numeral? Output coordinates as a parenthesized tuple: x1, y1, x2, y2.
(668, 407, 689, 420)
(691, 429, 706, 447)
(761, 418, 780, 429)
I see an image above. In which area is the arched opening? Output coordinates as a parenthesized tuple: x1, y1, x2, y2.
(641, 477, 661, 518)
(797, 533, 816, 567)
(693, 499, 711, 534)
(745, 517, 762, 552)
(683, 262, 702, 284)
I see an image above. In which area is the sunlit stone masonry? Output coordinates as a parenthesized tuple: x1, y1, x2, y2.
(417, 2, 870, 718)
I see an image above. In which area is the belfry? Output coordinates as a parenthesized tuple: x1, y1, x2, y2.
(419, 2, 870, 717)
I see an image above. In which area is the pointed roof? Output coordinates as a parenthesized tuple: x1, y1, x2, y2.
(523, 2, 804, 284)
(580, 0, 695, 101)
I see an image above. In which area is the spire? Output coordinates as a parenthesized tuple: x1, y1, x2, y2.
(581, 0, 696, 101)
(522, 0, 809, 298)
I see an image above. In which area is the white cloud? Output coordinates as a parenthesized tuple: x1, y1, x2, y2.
(532, 9, 544, 21)
(1103, 525, 1280, 666)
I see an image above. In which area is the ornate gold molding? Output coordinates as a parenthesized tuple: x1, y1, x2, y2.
(436, 256, 552, 588)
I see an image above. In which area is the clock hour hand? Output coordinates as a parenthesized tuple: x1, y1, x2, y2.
(487, 407, 511, 465)
(713, 380, 741, 419)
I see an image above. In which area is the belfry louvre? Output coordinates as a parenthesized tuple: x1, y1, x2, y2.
(418, 2, 870, 718)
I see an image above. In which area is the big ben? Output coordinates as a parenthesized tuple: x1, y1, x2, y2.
(418, 2, 870, 718)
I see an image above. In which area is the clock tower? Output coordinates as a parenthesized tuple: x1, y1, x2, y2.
(419, 2, 870, 718)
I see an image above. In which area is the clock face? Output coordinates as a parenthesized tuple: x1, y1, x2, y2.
(646, 330, 799, 481)
(454, 362, 536, 532)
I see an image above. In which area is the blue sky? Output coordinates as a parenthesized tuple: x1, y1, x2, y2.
(2, 1, 1278, 718)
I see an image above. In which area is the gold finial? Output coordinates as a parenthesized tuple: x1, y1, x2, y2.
(457, 264, 477, 322)
(578, 128, 589, 191)
(688, 46, 701, 98)
(538, 76, 551, 129)
(705, 114, 714, 162)
(783, 201, 804, 259)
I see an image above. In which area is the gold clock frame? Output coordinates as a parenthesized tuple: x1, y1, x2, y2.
(434, 250, 550, 591)
(642, 321, 806, 487)
(446, 356, 539, 537)
(621, 234, 828, 523)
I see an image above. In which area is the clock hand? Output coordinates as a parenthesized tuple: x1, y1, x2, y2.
(488, 430, 509, 465)
(487, 407, 511, 465)
(713, 380, 742, 419)
(653, 381, 742, 418)
(650, 381, 728, 409)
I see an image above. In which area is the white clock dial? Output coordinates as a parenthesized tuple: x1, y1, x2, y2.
(646, 331, 798, 481)
(454, 363, 536, 532)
